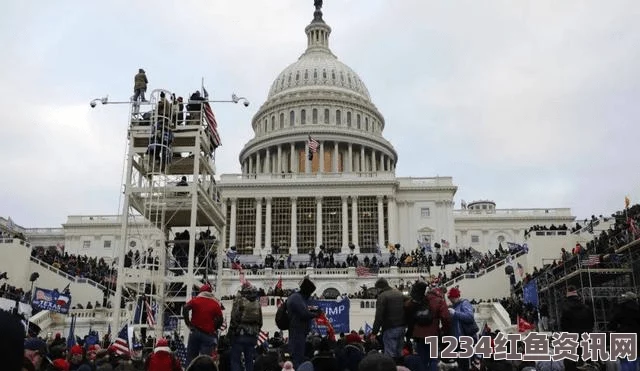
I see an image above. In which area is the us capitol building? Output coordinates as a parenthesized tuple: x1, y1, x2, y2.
(16, 2, 574, 262)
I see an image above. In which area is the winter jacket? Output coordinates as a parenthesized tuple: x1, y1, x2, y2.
(145, 350, 182, 371)
(185, 291, 224, 335)
(560, 296, 594, 334)
(609, 299, 640, 335)
(450, 299, 478, 339)
(229, 286, 263, 337)
(134, 72, 148, 90)
(372, 286, 406, 333)
(405, 290, 451, 339)
(287, 291, 316, 333)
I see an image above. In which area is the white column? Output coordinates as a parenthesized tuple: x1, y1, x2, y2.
(277, 145, 282, 173)
(229, 198, 237, 246)
(341, 196, 349, 253)
(290, 197, 298, 254)
(316, 196, 323, 249)
(242, 161, 248, 174)
(305, 141, 310, 173)
(290, 143, 296, 172)
(351, 196, 359, 252)
(372, 151, 377, 172)
(360, 146, 365, 172)
(256, 152, 261, 174)
(319, 141, 325, 173)
(254, 198, 262, 253)
(265, 197, 272, 251)
(248, 156, 253, 174)
(386, 157, 391, 172)
(333, 142, 339, 172)
(265, 148, 271, 174)
(388, 196, 398, 245)
(348, 144, 353, 172)
(377, 195, 385, 249)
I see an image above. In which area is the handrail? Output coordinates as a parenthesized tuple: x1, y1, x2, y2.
(441, 250, 527, 287)
(29, 256, 115, 294)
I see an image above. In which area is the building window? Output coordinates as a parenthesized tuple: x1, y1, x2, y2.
(365, 117, 369, 131)
(129, 240, 136, 248)
(271, 115, 276, 131)
(324, 109, 330, 124)
(260, 200, 266, 249)
(301, 109, 306, 125)
(357, 196, 378, 253)
(236, 198, 257, 254)
(83, 240, 91, 249)
(103, 240, 111, 248)
(314, 70, 318, 79)
(336, 110, 341, 125)
(312, 109, 318, 124)
(420, 208, 430, 218)
(471, 235, 480, 244)
(383, 198, 389, 245)
(272, 198, 291, 251)
(304, 70, 308, 79)
(347, 112, 352, 127)
(297, 197, 316, 254)
(356, 114, 361, 129)
(497, 235, 505, 243)
(290, 111, 295, 126)
(322, 197, 342, 251)
(279, 113, 284, 129)
(323, 69, 327, 79)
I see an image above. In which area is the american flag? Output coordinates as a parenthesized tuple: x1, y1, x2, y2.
(218, 319, 228, 333)
(307, 135, 319, 160)
(174, 337, 188, 368)
(585, 255, 600, 267)
(203, 101, 222, 147)
(257, 330, 269, 346)
(145, 300, 155, 326)
(111, 324, 130, 356)
(355, 266, 374, 277)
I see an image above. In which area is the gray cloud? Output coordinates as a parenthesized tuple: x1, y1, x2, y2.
(1, 0, 638, 227)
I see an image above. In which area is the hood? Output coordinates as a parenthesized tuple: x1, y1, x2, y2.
(197, 291, 216, 300)
(241, 286, 259, 301)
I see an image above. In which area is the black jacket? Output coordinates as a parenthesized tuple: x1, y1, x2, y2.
(560, 296, 594, 333)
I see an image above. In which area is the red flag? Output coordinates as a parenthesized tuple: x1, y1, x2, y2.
(275, 276, 282, 290)
(518, 316, 535, 332)
(315, 312, 335, 341)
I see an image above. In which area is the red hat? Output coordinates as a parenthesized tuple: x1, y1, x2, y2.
(447, 287, 461, 299)
(88, 344, 100, 352)
(155, 338, 171, 353)
(52, 358, 70, 371)
(199, 284, 212, 293)
(345, 332, 363, 344)
(70, 345, 83, 356)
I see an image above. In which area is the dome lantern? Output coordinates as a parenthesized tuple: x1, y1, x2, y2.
(305, 0, 332, 53)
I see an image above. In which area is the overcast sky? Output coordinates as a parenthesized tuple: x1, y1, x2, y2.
(1, 0, 639, 228)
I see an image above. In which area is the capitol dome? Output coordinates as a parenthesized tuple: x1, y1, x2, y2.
(238, 2, 397, 176)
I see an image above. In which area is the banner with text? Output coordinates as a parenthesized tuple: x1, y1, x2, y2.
(309, 298, 350, 335)
(31, 288, 72, 314)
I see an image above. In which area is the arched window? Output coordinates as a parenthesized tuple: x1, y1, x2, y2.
(346, 112, 351, 127)
(322, 69, 327, 79)
(336, 110, 341, 125)
(290, 111, 295, 126)
(365, 117, 369, 131)
(263, 120, 267, 133)
(304, 70, 308, 79)
(271, 115, 276, 131)
(312, 109, 318, 124)
(279, 113, 284, 129)
(332, 71, 336, 80)
(314, 70, 318, 79)
(356, 114, 361, 129)
(296, 72, 300, 81)
(324, 109, 330, 124)
(301, 109, 306, 125)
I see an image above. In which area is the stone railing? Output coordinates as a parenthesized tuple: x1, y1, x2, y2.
(0, 238, 30, 248)
(529, 230, 569, 237)
(441, 249, 527, 287)
(454, 208, 573, 217)
(29, 256, 113, 293)
(220, 172, 396, 182)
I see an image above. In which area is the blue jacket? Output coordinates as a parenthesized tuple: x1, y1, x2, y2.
(287, 292, 316, 333)
(450, 299, 478, 339)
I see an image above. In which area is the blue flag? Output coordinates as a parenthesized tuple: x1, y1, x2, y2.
(364, 322, 372, 336)
(523, 279, 539, 308)
(66, 315, 76, 349)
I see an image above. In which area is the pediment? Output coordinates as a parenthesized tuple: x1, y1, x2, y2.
(418, 226, 434, 233)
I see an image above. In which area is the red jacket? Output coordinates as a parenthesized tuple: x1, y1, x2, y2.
(186, 292, 223, 334)
(145, 350, 181, 371)
(405, 289, 451, 339)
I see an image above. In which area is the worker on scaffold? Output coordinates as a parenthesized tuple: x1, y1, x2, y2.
(132, 68, 148, 115)
(182, 283, 224, 365)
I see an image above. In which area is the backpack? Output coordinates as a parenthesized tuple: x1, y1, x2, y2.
(413, 299, 433, 326)
(275, 299, 290, 330)
(240, 297, 261, 325)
